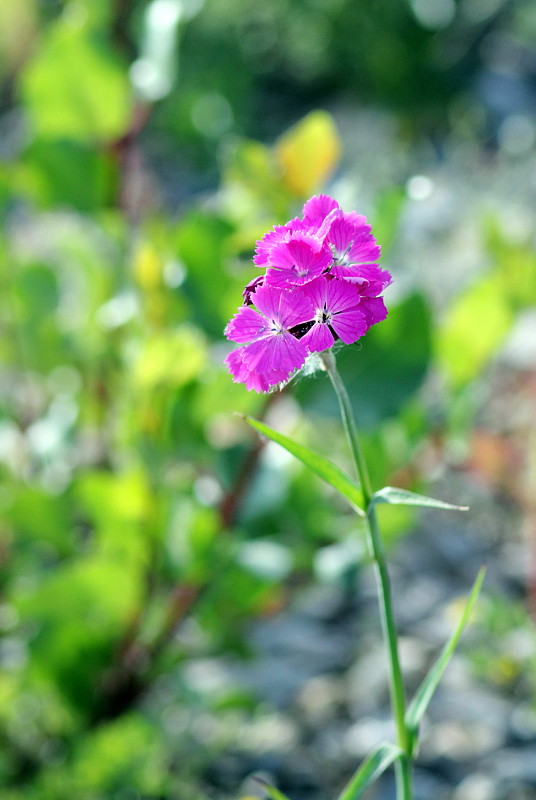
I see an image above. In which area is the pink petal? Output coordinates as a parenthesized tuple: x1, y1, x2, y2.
(225, 347, 290, 392)
(332, 264, 391, 294)
(326, 213, 381, 266)
(330, 309, 368, 344)
(324, 278, 362, 315)
(250, 283, 285, 321)
(264, 268, 319, 289)
(225, 347, 249, 381)
(302, 194, 340, 226)
(266, 233, 332, 285)
(360, 296, 388, 326)
(278, 290, 315, 329)
(301, 322, 334, 353)
(241, 331, 307, 374)
(298, 275, 330, 309)
(245, 368, 288, 392)
(299, 276, 361, 316)
(254, 218, 304, 266)
(225, 306, 267, 343)
(328, 215, 361, 256)
(347, 238, 381, 265)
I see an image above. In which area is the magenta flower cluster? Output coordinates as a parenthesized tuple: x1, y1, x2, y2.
(224, 195, 392, 392)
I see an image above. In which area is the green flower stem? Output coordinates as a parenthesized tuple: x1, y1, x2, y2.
(321, 350, 413, 800)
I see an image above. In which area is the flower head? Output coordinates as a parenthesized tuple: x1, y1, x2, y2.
(225, 194, 392, 392)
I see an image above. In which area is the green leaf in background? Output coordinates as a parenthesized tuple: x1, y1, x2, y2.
(370, 486, 468, 512)
(69, 714, 167, 796)
(132, 327, 207, 389)
(370, 187, 405, 258)
(77, 468, 156, 565)
(435, 273, 512, 387)
(336, 742, 403, 800)
(175, 211, 238, 338)
(405, 566, 486, 752)
(485, 218, 536, 311)
(17, 556, 142, 712)
(297, 293, 433, 428)
(8, 486, 74, 558)
(18, 139, 114, 211)
(21, 18, 131, 142)
(223, 139, 287, 223)
(245, 417, 365, 514)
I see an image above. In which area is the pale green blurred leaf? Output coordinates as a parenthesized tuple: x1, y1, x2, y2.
(222, 139, 287, 222)
(133, 326, 207, 389)
(175, 212, 239, 337)
(21, 20, 131, 141)
(70, 714, 167, 794)
(485, 219, 536, 310)
(9, 486, 73, 555)
(371, 187, 405, 257)
(436, 274, 512, 387)
(17, 557, 142, 709)
(77, 469, 156, 565)
(166, 501, 221, 582)
(18, 139, 113, 211)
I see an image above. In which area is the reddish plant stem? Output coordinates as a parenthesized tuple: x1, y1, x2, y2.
(219, 390, 283, 527)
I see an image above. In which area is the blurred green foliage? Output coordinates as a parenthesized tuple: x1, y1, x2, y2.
(1, 0, 535, 797)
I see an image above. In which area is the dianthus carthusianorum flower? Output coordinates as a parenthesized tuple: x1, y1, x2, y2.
(225, 284, 314, 392)
(225, 194, 391, 392)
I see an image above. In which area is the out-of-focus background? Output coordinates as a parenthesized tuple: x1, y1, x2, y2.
(1, 1, 536, 798)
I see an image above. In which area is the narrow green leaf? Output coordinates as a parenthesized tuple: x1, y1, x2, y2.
(253, 776, 293, 800)
(245, 417, 364, 515)
(336, 742, 403, 800)
(406, 566, 486, 741)
(370, 486, 468, 512)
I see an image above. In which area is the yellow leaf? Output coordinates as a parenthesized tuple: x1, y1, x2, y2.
(133, 327, 206, 389)
(133, 240, 162, 292)
(435, 274, 513, 387)
(274, 111, 341, 197)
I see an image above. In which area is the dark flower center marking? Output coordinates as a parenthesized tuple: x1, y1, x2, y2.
(288, 319, 339, 342)
(289, 320, 315, 339)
